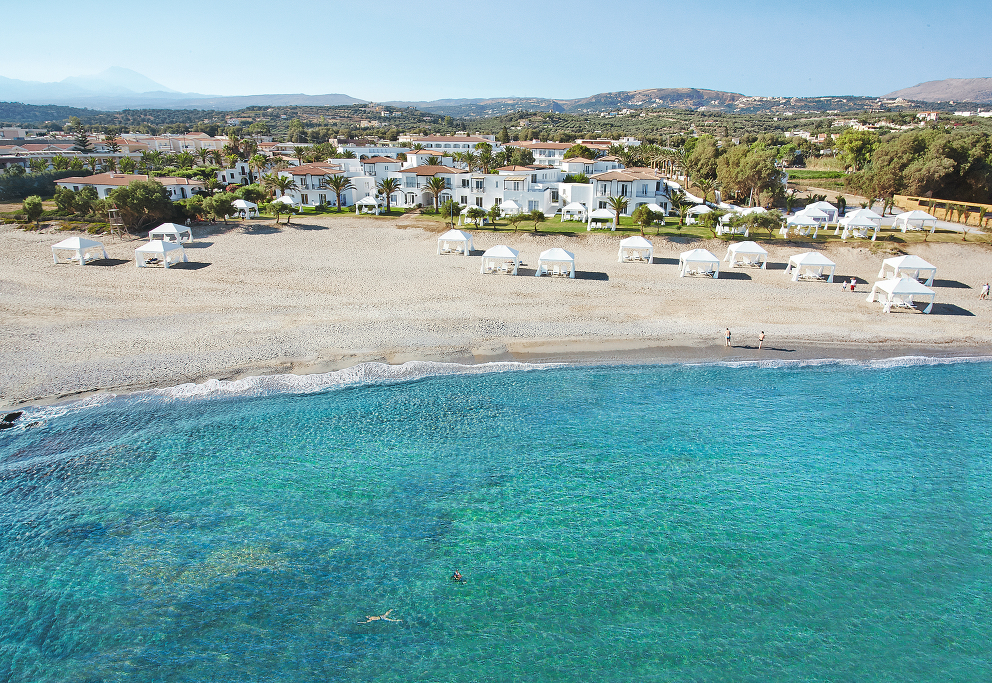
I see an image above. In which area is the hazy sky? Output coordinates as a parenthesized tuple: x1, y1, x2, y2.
(4, 0, 988, 100)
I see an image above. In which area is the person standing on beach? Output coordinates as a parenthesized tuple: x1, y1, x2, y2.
(725, 328, 732, 347)
(758, 331, 765, 349)
(981, 283, 989, 300)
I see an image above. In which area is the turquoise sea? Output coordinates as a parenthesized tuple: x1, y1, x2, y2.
(1, 359, 990, 682)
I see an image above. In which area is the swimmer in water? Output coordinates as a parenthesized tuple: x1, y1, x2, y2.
(451, 570, 463, 582)
(357, 609, 401, 624)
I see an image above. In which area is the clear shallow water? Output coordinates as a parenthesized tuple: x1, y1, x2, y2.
(1, 360, 990, 683)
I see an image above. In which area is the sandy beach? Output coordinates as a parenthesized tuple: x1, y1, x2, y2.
(2, 215, 990, 408)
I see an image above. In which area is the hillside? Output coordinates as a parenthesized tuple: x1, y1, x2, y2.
(885, 78, 992, 103)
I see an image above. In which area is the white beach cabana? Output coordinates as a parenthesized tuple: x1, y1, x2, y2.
(835, 208, 882, 236)
(587, 207, 616, 231)
(51, 236, 108, 265)
(724, 241, 768, 269)
(231, 199, 258, 218)
(500, 199, 522, 216)
(785, 252, 836, 282)
(878, 254, 937, 286)
(645, 202, 667, 215)
(480, 245, 520, 275)
(679, 248, 720, 278)
(805, 201, 838, 223)
(782, 210, 825, 238)
(437, 228, 473, 255)
(893, 210, 938, 234)
(866, 276, 935, 313)
(272, 195, 298, 206)
(355, 196, 380, 215)
(839, 212, 883, 241)
(148, 222, 193, 243)
(135, 239, 188, 268)
(617, 236, 653, 263)
(685, 204, 712, 225)
(535, 248, 576, 278)
(560, 202, 587, 222)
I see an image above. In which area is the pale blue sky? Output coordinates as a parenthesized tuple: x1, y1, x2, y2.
(4, 0, 988, 101)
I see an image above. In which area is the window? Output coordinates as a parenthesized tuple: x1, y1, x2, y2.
(494, 197, 501, 205)
(461, 179, 469, 187)
(180, 187, 187, 198)
(460, 195, 468, 204)
(474, 180, 484, 190)
(528, 200, 539, 211)
(620, 184, 629, 197)
(301, 194, 309, 205)
(641, 184, 648, 195)
(405, 177, 416, 188)
(319, 193, 327, 204)
(475, 197, 483, 207)
(598, 201, 607, 209)
(550, 190, 559, 202)
(531, 174, 537, 183)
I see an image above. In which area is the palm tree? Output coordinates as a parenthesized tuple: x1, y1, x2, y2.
(197, 148, 211, 166)
(87, 157, 99, 172)
(174, 152, 195, 169)
(119, 156, 137, 174)
(29, 158, 48, 174)
(264, 173, 297, 197)
(293, 146, 309, 165)
(249, 154, 267, 183)
(51, 154, 70, 171)
(376, 177, 401, 214)
(661, 147, 689, 182)
(104, 157, 118, 172)
(423, 176, 448, 213)
(668, 188, 690, 234)
(426, 155, 442, 166)
(211, 150, 223, 167)
(695, 178, 714, 204)
(323, 174, 353, 211)
(607, 195, 628, 230)
(462, 151, 478, 172)
(411, 143, 425, 151)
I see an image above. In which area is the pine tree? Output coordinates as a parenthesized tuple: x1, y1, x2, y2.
(498, 127, 510, 144)
(73, 127, 92, 154)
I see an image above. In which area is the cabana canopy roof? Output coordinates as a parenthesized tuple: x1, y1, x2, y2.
(52, 236, 104, 250)
(482, 245, 519, 258)
(539, 248, 575, 262)
(873, 276, 935, 297)
(588, 208, 615, 220)
(562, 202, 586, 212)
(687, 205, 712, 215)
(897, 210, 937, 221)
(135, 239, 184, 255)
(680, 248, 720, 262)
(645, 203, 667, 213)
(727, 240, 768, 255)
(232, 199, 257, 209)
(619, 236, 653, 248)
(501, 200, 521, 210)
(356, 196, 378, 206)
(789, 251, 835, 267)
(882, 254, 936, 271)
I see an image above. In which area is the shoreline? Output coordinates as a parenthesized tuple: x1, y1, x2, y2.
(6, 337, 990, 411)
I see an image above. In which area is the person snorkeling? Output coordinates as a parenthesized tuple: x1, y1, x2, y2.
(451, 570, 464, 582)
(357, 609, 401, 624)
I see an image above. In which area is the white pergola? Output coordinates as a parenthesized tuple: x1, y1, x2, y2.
(148, 222, 193, 243)
(685, 204, 712, 225)
(782, 211, 824, 238)
(645, 202, 667, 215)
(272, 195, 298, 207)
(679, 248, 720, 278)
(500, 199, 522, 216)
(617, 236, 653, 263)
(878, 254, 937, 286)
(232, 199, 258, 218)
(535, 248, 575, 278)
(135, 240, 188, 268)
(785, 252, 836, 282)
(51, 236, 108, 265)
(893, 210, 938, 234)
(480, 245, 520, 275)
(724, 241, 768, 269)
(587, 207, 616, 231)
(355, 196, 380, 215)
(835, 208, 882, 236)
(560, 202, 587, 222)
(866, 276, 935, 313)
(437, 229, 473, 255)
(805, 201, 838, 223)
(840, 214, 882, 241)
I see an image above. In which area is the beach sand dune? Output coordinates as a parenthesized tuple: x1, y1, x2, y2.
(1, 217, 990, 406)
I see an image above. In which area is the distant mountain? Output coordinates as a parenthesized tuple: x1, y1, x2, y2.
(885, 78, 992, 103)
(0, 68, 368, 110)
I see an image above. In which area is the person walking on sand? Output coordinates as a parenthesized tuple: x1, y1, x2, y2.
(758, 331, 765, 350)
(725, 328, 732, 347)
(981, 283, 989, 300)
